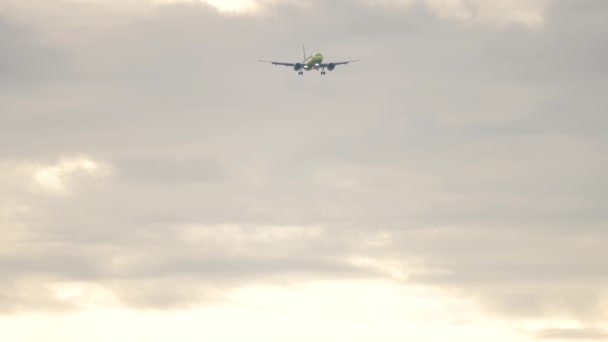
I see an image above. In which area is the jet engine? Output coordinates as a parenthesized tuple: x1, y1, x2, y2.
(327, 63, 336, 71)
(293, 63, 302, 71)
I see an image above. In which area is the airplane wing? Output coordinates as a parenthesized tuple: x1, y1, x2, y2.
(259, 60, 296, 67)
(320, 59, 361, 68)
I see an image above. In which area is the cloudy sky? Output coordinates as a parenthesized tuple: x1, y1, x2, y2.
(1, 0, 607, 340)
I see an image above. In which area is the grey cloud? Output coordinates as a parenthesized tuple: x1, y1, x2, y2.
(391, 226, 608, 320)
(118, 158, 226, 183)
(0, 18, 65, 84)
(1, 0, 607, 328)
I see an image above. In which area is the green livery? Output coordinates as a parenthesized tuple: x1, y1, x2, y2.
(303, 52, 324, 69)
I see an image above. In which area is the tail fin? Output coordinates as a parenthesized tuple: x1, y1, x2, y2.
(303, 45, 307, 60)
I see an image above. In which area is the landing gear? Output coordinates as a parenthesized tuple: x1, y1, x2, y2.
(321, 71, 326, 75)
(298, 71, 303, 76)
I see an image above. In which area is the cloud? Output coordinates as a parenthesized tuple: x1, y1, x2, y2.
(8, 0, 549, 27)
(0, 1, 607, 339)
(359, 0, 550, 27)
(156, 0, 258, 12)
(32, 156, 106, 194)
(534, 328, 608, 341)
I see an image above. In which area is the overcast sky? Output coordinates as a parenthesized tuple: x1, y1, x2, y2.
(1, 0, 607, 341)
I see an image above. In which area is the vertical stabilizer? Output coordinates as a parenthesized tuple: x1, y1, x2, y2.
(303, 45, 307, 60)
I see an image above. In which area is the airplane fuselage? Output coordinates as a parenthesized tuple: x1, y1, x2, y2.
(302, 53, 324, 70)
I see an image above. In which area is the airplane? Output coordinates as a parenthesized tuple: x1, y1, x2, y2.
(259, 46, 359, 76)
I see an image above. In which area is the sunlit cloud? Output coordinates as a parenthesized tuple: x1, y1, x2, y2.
(31, 156, 109, 194)
(349, 256, 410, 281)
(154, 0, 258, 12)
(0, 280, 538, 342)
(175, 224, 325, 244)
(48, 282, 120, 309)
(158, 0, 549, 25)
(0, 0, 548, 25)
